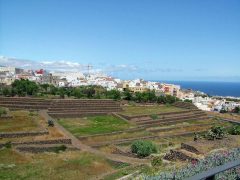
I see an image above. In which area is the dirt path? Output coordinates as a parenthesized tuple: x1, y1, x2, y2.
(39, 110, 149, 165)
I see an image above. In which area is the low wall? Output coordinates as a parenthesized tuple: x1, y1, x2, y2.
(0, 130, 49, 138)
(16, 146, 66, 153)
(164, 149, 198, 162)
(181, 143, 201, 155)
(0, 139, 72, 149)
(14, 139, 72, 145)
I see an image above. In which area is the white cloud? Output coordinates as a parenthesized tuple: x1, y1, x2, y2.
(0, 56, 85, 72)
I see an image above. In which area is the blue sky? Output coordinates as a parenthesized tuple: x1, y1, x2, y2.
(0, 0, 240, 81)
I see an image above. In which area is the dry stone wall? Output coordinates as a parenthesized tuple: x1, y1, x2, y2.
(0, 130, 49, 138)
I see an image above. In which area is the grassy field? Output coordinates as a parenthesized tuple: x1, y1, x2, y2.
(58, 115, 132, 136)
(81, 131, 152, 145)
(121, 105, 185, 116)
(208, 111, 240, 122)
(0, 148, 128, 180)
(0, 110, 42, 132)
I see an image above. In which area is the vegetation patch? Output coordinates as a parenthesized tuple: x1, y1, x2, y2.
(205, 125, 227, 140)
(228, 125, 240, 135)
(58, 115, 131, 136)
(0, 149, 124, 180)
(53, 145, 67, 153)
(142, 148, 240, 180)
(121, 105, 184, 116)
(0, 107, 7, 117)
(151, 156, 163, 167)
(150, 114, 159, 120)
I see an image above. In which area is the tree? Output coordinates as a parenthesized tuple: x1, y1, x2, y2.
(147, 90, 157, 102)
(134, 92, 143, 102)
(123, 89, 132, 101)
(82, 86, 96, 98)
(58, 87, 65, 99)
(106, 89, 121, 100)
(233, 107, 240, 113)
(157, 95, 166, 104)
(49, 85, 58, 95)
(72, 88, 83, 98)
(40, 84, 50, 93)
(12, 79, 38, 96)
(2, 87, 10, 96)
(220, 109, 227, 113)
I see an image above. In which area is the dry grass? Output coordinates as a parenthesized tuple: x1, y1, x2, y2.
(0, 110, 64, 144)
(0, 149, 126, 180)
(185, 135, 240, 154)
(0, 110, 42, 132)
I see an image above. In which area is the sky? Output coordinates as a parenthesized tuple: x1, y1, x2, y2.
(0, 0, 240, 82)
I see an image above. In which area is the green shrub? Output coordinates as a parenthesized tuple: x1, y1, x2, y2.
(150, 114, 159, 120)
(4, 141, 12, 149)
(228, 125, 240, 135)
(131, 140, 157, 158)
(205, 126, 227, 140)
(48, 119, 54, 127)
(0, 107, 7, 116)
(53, 145, 67, 153)
(151, 156, 163, 167)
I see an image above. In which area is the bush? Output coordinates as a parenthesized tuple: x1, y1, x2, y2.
(228, 125, 240, 135)
(0, 107, 7, 116)
(184, 99, 192, 103)
(48, 119, 54, 127)
(53, 145, 67, 153)
(151, 156, 163, 167)
(205, 126, 227, 140)
(220, 109, 227, 113)
(131, 140, 157, 158)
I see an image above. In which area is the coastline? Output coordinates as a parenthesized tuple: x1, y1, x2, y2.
(154, 81, 240, 98)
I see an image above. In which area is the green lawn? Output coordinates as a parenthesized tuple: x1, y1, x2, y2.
(58, 115, 131, 136)
(121, 105, 185, 116)
(0, 148, 128, 180)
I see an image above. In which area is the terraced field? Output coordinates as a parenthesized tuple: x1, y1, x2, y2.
(58, 105, 225, 149)
(0, 110, 43, 132)
(58, 115, 133, 136)
(1, 99, 238, 180)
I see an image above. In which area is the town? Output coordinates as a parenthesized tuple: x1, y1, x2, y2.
(1, 65, 239, 113)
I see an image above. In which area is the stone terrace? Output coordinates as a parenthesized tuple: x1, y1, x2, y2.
(0, 97, 122, 117)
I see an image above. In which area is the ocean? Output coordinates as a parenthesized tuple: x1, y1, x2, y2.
(158, 81, 240, 97)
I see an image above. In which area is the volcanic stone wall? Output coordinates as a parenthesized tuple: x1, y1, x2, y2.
(0, 130, 49, 138)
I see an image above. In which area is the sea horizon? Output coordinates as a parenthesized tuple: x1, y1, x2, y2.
(152, 80, 240, 98)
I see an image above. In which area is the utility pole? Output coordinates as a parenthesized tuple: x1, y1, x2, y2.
(82, 64, 93, 78)
(86, 64, 93, 77)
